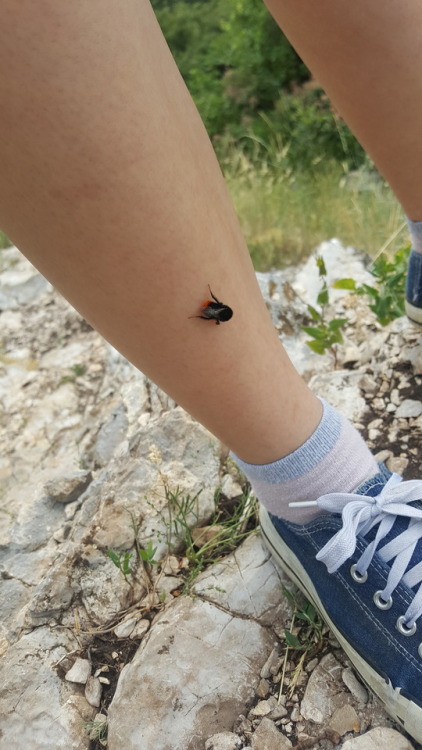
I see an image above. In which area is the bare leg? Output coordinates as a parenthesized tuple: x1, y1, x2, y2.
(264, 0, 422, 220)
(0, 0, 321, 464)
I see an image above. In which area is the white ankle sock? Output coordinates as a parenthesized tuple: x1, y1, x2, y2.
(232, 400, 379, 523)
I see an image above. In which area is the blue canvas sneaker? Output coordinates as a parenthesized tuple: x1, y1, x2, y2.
(406, 249, 422, 325)
(259, 463, 422, 743)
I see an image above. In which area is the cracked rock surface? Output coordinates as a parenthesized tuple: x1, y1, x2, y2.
(1, 243, 421, 750)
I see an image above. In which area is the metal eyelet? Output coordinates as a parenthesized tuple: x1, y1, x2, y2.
(373, 591, 393, 610)
(350, 564, 368, 583)
(396, 616, 417, 637)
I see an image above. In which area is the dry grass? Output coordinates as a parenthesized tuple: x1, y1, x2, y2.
(221, 144, 408, 270)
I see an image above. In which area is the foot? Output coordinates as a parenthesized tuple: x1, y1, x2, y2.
(406, 248, 422, 325)
(260, 463, 422, 744)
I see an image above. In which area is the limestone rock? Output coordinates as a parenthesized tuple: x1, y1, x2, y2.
(85, 676, 103, 708)
(395, 399, 422, 418)
(93, 403, 129, 466)
(192, 533, 291, 626)
(65, 657, 91, 684)
(130, 618, 150, 640)
(308, 370, 367, 422)
(220, 474, 243, 499)
(107, 596, 277, 750)
(341, 668, 368, 704)
(114, 615, 140, 639)
(0, 627, 93, 750)
(205, 732, 243, 750)
(250, 717, 292, 750)
(329, 704, 360, 735)
(300, 653, 350, 724)
(340, 726, 415, 750)
(44, 471, 92, 503)
(386, 456, 409, 475)
(0, 248, 51, 309)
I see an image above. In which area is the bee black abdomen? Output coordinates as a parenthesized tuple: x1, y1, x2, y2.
(218, 306, 233, 321)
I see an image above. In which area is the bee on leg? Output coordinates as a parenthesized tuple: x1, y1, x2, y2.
(189, 285, 233, 325)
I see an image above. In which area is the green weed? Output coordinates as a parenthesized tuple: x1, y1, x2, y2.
(85, 718, 108, 746)
(179, 489, 257, 591)
(137, 539, 159, 566)
(152, 478, 257, 592)
(334, 245, 410, 326)
(279, 584, 326, 699)
(301, 255, 347, 364)
(107, 549, 133, 582)
(59, 363, 87, 386)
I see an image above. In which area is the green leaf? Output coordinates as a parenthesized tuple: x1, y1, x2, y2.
(301, 326, 327, 340)
(317, 288, 329, 306)
(360, 283, 379, 299)
(316, 255, 327, 277)
(307, 304, 321, 322)
(107, 549, 120, 567)
(332, 278, 356, 290)
(123, 552, 133, 573)
(306, 339, 327, 354)
(328, 318, 347, 331)
(284, 630, 302, 648)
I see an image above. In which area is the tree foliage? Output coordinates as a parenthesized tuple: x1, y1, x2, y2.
(151, 0, 365, 170)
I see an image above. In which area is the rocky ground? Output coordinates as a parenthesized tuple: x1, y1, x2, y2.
(0, 241, 421, 750)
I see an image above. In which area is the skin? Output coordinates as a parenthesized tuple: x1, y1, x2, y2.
(0, 0, 421, 464)
(264, 0, 422, 220)
(0, 0, 321, 464)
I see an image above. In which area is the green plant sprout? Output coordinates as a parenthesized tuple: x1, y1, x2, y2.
(333, 245, 410, 326)
(107, 549, 133, 582)
(138, 539, 159, 566)
(301, 255, 347, 365)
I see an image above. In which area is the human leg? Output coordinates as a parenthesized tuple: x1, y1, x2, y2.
(0, 0, 321, 466)
(248, 4, 422, 738)
(264, 0, 422, 324)
(0, 0, 378, 524)
(1, 2, 421, 739)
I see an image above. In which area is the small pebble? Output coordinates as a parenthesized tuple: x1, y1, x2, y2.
(114, 615, 139, 638)
(130, 618, 150, 640)
(342, 667, 368, 704)
(64, 657, 91, 685)
(85, 676, 102, 708)
(204, 731, 242, 750)
(256, 679, 270, 698)
(250, 700, 272, 717)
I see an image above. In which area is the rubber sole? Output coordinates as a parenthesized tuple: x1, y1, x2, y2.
(259, 506, 422, 744)
(406, 300, 422, 326)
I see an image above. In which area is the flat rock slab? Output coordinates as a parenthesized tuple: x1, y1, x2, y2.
(192, 533, 292, 626)
(107, 596, 278, 750)
(0, 627, 93, 750)
(340, 726, 415, 750)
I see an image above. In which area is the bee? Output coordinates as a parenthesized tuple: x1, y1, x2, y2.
(189, 285, 233, 325)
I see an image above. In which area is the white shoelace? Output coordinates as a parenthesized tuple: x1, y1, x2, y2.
(291, 474, 422, 627)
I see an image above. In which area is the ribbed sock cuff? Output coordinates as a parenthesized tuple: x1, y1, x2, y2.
(231, 399, 378, 522)
(233, 399, 339, 481)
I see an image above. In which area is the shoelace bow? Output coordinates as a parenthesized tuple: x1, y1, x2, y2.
(312, 474, 422, 628)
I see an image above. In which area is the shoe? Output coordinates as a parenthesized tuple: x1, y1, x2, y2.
(406, 249, 422, 325)
(259, 463, 422, 743)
